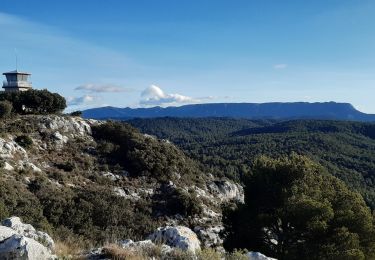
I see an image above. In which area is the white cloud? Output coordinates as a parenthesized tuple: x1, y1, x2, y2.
(67, 95, 97, 106)
(273, 64, 288, 69)
(75, 83, 131, 93)
(140, 85, 210, 106)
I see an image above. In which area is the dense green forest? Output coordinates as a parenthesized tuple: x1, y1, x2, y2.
(128, 118, 375, 208)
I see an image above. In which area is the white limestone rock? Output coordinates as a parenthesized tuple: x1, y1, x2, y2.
(0, 138, 27, 159)
(3, 162, 14, 171)
(0, 234, 53, 260)
(247, 251, 277, 260)
(0, 218, 55, 260)
(16, 161, 42, 173)
(194, 226, 223, 248)
(120, 239, 155, 249)
(113, 187, 141, 201)
(102, 171, 121, 181)
(208, 180, 244, 203)
(2, 217, 54, 251)
(0, 226, 17, 241)
(148, 226, 201, 252)
(38, 115, 92, 136)
(52, 132, 69, 144)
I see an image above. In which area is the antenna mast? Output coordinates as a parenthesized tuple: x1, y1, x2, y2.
(14, 48, 18, 70)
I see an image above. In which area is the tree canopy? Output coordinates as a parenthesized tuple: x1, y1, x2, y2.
(129, 118, 375, 209)
(223, 154, 375, 260)
(0, 89, 66, 114)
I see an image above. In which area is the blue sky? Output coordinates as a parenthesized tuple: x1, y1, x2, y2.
(0, 0, 375, 112)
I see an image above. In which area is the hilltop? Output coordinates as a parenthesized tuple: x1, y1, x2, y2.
(0, 114, 247, 258)
(83, 102, 375, 121)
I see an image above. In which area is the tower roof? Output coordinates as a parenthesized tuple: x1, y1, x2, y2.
(3, 70, 31, 75)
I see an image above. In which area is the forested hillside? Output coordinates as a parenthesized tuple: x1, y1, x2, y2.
(128, 118, 375, 208)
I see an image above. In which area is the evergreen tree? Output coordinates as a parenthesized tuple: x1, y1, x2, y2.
(223, 154, 375, 260)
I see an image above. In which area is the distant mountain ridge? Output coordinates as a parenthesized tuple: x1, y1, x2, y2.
(82, 102, 375, 121)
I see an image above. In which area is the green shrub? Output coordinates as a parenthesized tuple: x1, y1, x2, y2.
(167, 188, 203, 216)
(15, 135, 33, 149)
(70, 111, 82, 117)
(0, 100, 13, 119)
(0, 89, 66, 114)
(54, 162, 75, 172)
(92, 121, 204, 185)
(0, 200, 9, 221)
(223, 154, 375, 259)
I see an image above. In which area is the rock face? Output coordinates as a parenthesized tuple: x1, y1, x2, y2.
(3, 162, 14, 171)
(194, 226, 223, 248)
(208, 180, 244, 203)
(2, 217, 54, 251)
(38, 115, 93, 136)
(0, 234, 52, 260)
(148, 226, 201, 252)
(0, 217, 55, 260)
(0, 138, 27, 159)
(247, 251, 278, 260)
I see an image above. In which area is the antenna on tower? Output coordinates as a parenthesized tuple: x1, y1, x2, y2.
(14, 48, 18, 70)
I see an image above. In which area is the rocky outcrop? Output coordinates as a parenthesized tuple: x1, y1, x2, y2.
(3, 162, 14, 171)
(2, 217, 54, 251)
(148, 226, 201, 252)
(38, 115, 94, 136)
(0, 138, 27, 159)
(194, 226, 223, 248)
(113, 187, 141, 201)
(208, 180, 244, 203)
(247, 251, 277, 260)
(0, 217, 55, 260)
(16, 160, 42, 173)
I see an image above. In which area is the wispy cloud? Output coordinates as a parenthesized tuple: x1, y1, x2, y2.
(273, 64, 288, 69)
(75, 83, 132, 93)
(140, 85, 213, 106)
(67, 95, 98, 106)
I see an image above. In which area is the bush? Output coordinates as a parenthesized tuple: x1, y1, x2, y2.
(70, 111, 82, 117)
(165, 188, 203, 217)
(92, 121, 204, 184)
(15, 135, 33, 149)
(0, 89, 66, 114)
(0, 100, 13, 119)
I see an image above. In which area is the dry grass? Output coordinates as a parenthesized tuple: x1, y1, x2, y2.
(55, 240, 86, 259)
(102, 244, 146, 260)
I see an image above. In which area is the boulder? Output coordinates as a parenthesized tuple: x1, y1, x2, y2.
(194, 226, 223, 248)
(0, 138, 27, 159)
(148, 226, 201, 252)
(0, 217, 55, 260)
(16, 161, 42, 173)
(52, 132, 69, 144)
(2, 217, 54, 251)
(0, 226, 17, 241)
(247, 251, 277, 260)
(0, 234, 53, 260)
(3, 162, 14, 171)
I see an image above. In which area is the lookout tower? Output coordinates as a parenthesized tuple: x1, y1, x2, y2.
(2, 70, 32, 92)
